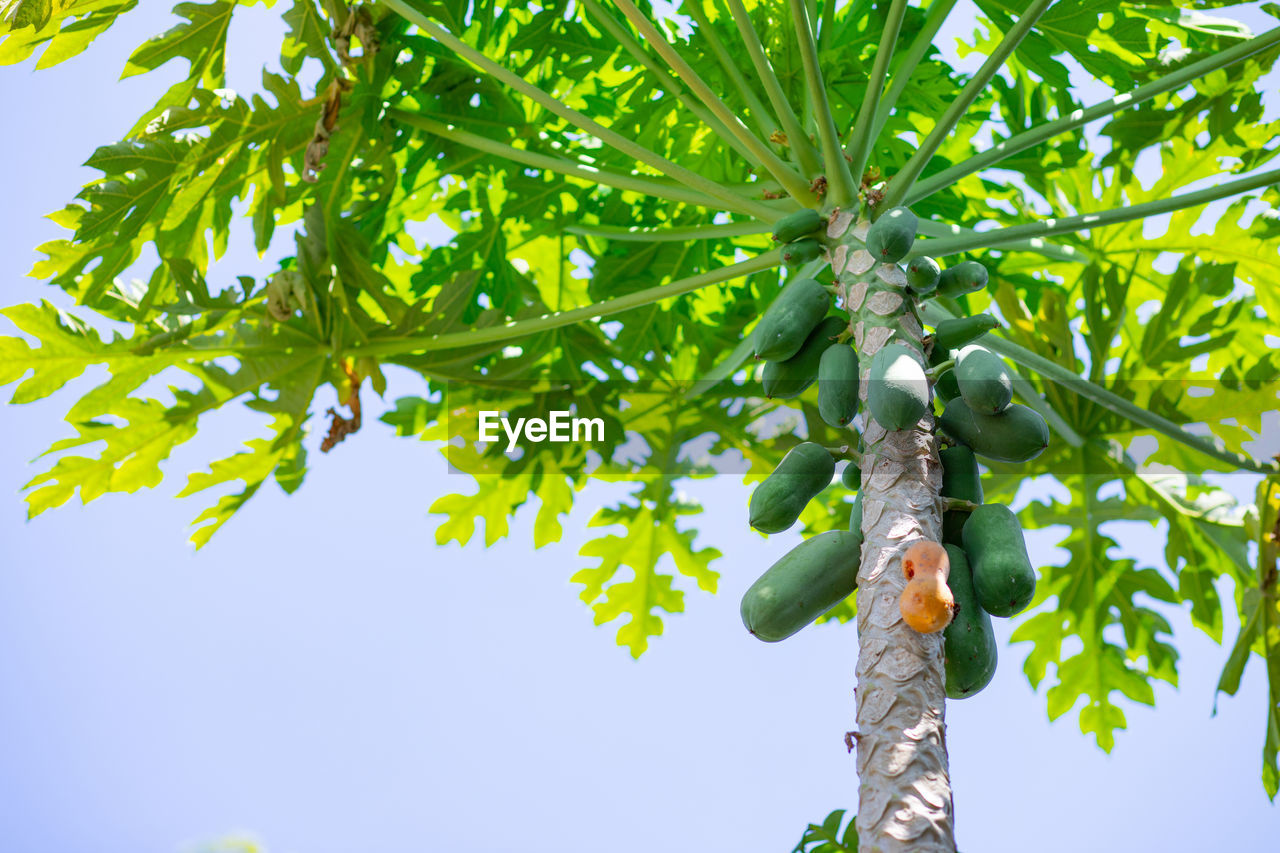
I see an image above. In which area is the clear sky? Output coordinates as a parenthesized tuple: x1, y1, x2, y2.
(1, 3, 1276, 852)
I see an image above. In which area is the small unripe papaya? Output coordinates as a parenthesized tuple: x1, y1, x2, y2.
(761, 316, 846, 399)
(939, 401, 1050, 463)
(752, 277, 831, 362)
(866, 343, 929, 430)
(955, 345, 1013, 415)
(936, 261, 988, 299)
(934, 368, 960, 402)
(771, 209, 824, 243)
(906, 256, 940, 295)
(940, 445, 983, 504)
(817, 343, 860, 427)
(933, 314, 997, 352)
(866, 207, 918, 264)
(749, 442, 835, 534)
(841, 462, 861, 491)
(940, 444, 983, 545)
(782, 238, 824, 267)
(928, 339, 951, 368)
(847, 491, 863, 534)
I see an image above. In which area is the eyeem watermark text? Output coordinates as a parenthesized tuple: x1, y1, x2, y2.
(478, 410, 605, 451)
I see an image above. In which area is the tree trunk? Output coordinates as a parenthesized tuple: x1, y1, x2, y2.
(854, 418, 952, 850)
(833, 213, 955, 850)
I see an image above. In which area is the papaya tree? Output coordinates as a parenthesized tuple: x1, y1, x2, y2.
(2, 1, 1279, 849)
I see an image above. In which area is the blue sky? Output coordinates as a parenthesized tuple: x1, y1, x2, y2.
(1, 3, 1277, 851)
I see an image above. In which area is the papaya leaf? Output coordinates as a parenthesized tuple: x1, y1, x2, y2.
(0, 0, 138, 68)
(532, 453, 576, 549)
(178, 355, 325, 547)
(573, 485, 721, 658)
(19, 345, 326, 520)
(1, 300, 139, 403)
(120, 0, 240, 135)
(1214, 478, 1280, 798)
(792, 808, 858, 853)
(1013, 455, 1184, 751)
(280, 0, 332, 75)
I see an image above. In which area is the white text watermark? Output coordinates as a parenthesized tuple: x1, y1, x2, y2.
(478, 410, 605, 452)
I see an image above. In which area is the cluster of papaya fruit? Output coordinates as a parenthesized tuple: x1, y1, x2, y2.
(930, 444, 1039, 698)
(739, 204, 1050, 701)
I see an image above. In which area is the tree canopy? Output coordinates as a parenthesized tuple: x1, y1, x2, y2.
(2, 0, 1279, 814)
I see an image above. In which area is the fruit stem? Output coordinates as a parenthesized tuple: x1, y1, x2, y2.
(927, 359, 955, 377)
(723, 0, 825, 177)
(610, 0, 816, 201)
(843, 0, 909, 186)
(381, 0, 778, 218)
(786, 0, 858, 205)
(825, 444, 864, 463)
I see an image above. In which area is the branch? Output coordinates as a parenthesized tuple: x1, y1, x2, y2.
(610, 0, 814, 200)
(389, 110, 767, 215)
(124, 253, 783, 367)
(868, 0, 958, 143)
(788, 0, 858, 205)
(580, 0, 762, 168)
(682, 1, 780, 146)
(908, 26, 1280, 203)
(722, 0, 824, 178)
(350, 250, 785, 358)
(382, 0, 764, 218)
(909, 166, 1280, 256)
(564, 221, 770, 241)
(818, 0, 838, 54)
(843, 0, 909, 187)
(985, 331, 1280, 475)
(911, 218, 1089, 264)
(877, 0, 1055, 211)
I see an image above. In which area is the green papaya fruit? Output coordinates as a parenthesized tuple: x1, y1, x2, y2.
(941, 510, 966, 547)
(866, 343, 929, 430)
(940, 445, 983, 545)
(962, 503, 1035, 617)
(772, 208, 824, 243)
(866, 207, 918, 264)
(934, 368, 960, 402)
(933, 314, 997, 352)
(939, 401, 1049, 464)
(749, 442, 835, 534)
(847, 491, 863, 534)
(940, 445, 983, 503)
(817, 343, 860, 427)
(741, 529, 861, 642)
(782, 238, 824, 267)
(943, 544, 998, 698)
(762, 316, 846, 398)
(928, 341, 951, 367)
(936, 261, 988, 299)
(906, 256, 940, 295)
(752, 277, 831, 362)
(955, 345, 1013, 415)
(841, 461, 861, 491)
